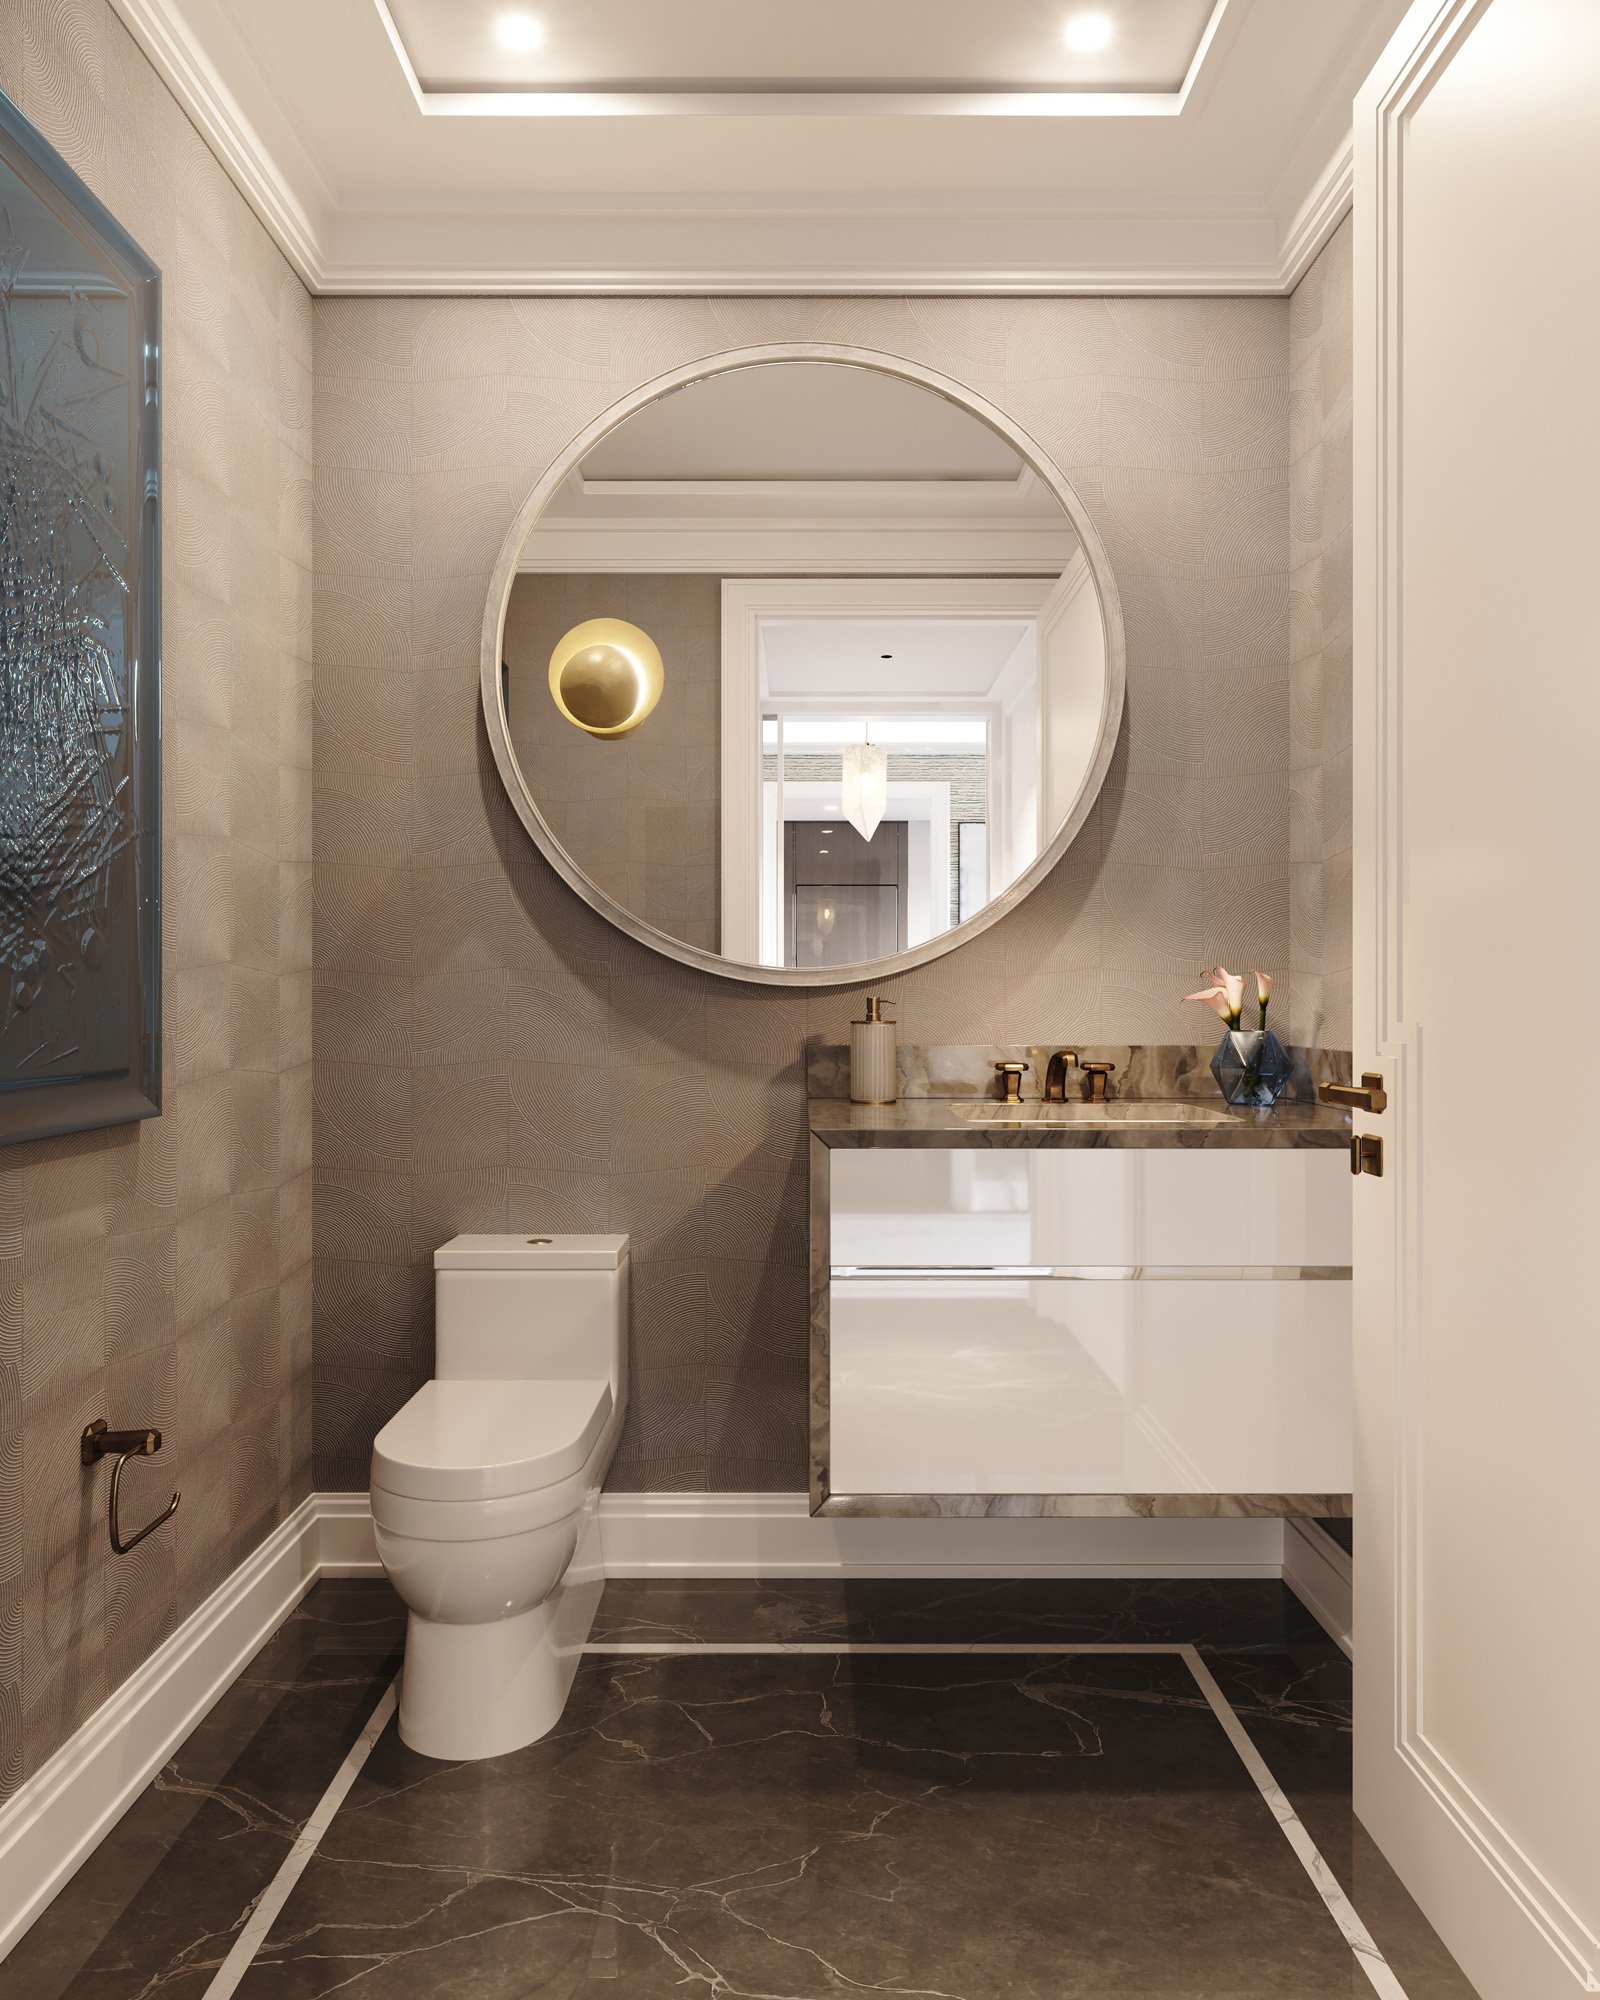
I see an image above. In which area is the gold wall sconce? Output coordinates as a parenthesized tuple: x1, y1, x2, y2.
(547, 618, 665, 739)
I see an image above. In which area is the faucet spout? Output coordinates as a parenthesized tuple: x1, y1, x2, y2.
(1043, 1050, 1080, 1102)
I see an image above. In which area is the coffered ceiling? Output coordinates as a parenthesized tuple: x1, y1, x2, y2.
(107, 0, 1413, 292)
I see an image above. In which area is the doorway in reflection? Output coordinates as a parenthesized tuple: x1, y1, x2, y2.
(764, 706, 997, 967)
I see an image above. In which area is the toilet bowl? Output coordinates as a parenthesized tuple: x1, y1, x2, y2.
(370, 1234, 628, 1761)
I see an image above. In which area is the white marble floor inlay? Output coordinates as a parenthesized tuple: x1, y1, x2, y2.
(201, 1677, 399, 1999)
(201, 1644, 1409, 2000)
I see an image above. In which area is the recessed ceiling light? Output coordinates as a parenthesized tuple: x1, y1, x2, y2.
(1063, 12, 1113, 53)
(495, 11, 544, 53)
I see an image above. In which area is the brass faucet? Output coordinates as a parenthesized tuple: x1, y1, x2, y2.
(1043, 1050, 1080, 1101)
(1081, 1060, 1117, 1104)
(993, 1060, 1029, 1104)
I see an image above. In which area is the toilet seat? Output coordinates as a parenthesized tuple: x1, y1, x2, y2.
(372, 1378, 613, 1504)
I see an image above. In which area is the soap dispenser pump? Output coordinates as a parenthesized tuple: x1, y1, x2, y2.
(850, 997, 898, 1106)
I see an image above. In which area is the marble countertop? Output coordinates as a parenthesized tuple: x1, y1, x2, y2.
(809, 1097, 1352, 1149)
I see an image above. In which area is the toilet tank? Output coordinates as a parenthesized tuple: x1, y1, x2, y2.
(433, 1235, 628, 1394)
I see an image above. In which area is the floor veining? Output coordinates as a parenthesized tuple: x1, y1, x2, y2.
(0, 1578, 1480, 2000)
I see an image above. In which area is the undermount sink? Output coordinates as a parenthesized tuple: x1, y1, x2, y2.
(953, 1099, 1235, 1126)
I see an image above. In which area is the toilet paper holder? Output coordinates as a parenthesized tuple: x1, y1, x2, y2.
(81, 1420, 181, 1554)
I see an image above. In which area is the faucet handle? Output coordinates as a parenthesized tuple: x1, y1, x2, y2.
(993, 1060, 1029, 1104)
(1081, 1059, 1117, 1102)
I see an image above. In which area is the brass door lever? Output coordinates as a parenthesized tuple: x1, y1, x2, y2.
(82, 1420, 181, 1555)
(1319, 1071, 1388, 1114)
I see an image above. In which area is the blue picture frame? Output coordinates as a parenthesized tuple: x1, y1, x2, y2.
(0, 87, 161, 1145)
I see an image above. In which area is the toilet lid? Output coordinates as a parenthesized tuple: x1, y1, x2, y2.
(372, 1379, 613, 1502)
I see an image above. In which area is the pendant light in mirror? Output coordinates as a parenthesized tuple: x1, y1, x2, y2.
(841, 729, 888, 842)
(547, 618, 664, 739)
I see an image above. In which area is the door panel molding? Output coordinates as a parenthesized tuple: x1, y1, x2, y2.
(1356, 1, 1599, 1990)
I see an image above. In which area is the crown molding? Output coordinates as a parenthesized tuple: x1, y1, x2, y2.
(317, 197, 1288, 295)
(1277, 134, 1356, 291)
(517, 517, 1073, 574)
(104, 0, 1355, 298)
(108, 0, 326, 287)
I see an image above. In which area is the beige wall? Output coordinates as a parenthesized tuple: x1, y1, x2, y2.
(1288, 218, 1354, 1048)
(503, 573, 721, 953)
(312, 294, 1299, 1493)
(0, 4, 313, 1799)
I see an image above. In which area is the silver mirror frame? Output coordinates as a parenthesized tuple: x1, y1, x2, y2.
(481, 343, 1126, 988)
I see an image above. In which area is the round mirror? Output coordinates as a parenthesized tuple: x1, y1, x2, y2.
(482, 347, 1124, 985)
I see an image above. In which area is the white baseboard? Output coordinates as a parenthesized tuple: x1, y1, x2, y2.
(596, 1491, 1288, 1579)
(314, 1491, 381, 1575)
(0, 1496, 324, 1963)
(1282, 1518, 1353, 1656)
(0, 1489, 1330, 1965)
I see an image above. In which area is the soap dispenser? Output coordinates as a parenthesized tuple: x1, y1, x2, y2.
(850, 997, 898, 1106)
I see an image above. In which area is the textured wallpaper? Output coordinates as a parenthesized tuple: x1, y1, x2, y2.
(0, 4, 313, 1800)
(1288, 220, 1354, 1048)
(504, 573, 722, 952)
(312, 293, 1298, 1495)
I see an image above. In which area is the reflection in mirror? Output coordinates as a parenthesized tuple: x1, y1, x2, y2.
(498, 360, 1113, 975)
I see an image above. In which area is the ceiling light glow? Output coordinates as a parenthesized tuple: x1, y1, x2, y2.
(1063, 12, 1113, 53)
(495, 11, 544, 53)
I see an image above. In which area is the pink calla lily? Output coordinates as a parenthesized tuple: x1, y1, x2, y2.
(1185, 985, 1238, 1026)
(1208, 966, 1246, 1020)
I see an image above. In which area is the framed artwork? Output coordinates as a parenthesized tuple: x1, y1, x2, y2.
(0, 89, 161, 1145)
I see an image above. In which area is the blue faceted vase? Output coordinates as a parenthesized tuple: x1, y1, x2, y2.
(1211, 1028, 1291, 1108)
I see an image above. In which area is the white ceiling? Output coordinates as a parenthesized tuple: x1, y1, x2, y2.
(521, 363, 1080, 574)
(387, 0, 1215, 93)
(578, 366, 1025, 483)
(107, 0, 1413, 291)
(763, 621, 1033, 701)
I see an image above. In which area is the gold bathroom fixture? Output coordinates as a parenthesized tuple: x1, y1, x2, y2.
(1351, 1133, 1384, 1178)
(1320, 1071, 1388, 1114)
(1082, 1059, 1117, 1103)
(1043, 1049, 1081, 1101)
(993, 1060, 1029, 1104)
(547, 618, 664, 739)
(81, 1419, 181, 1554)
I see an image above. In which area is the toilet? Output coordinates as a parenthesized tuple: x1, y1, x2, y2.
(369, 1233, 628, 1761)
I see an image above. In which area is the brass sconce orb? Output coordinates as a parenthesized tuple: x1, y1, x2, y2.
(547, 618, 664, 739)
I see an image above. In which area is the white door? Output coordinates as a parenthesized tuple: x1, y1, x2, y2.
(1352, 4, 1600, 1997)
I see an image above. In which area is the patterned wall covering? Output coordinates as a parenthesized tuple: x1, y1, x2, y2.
(0, 5, 313, 1800)
(503, 573, 722, 953)
(1287, 219, 1354, 1049)
(313, 294, 1298, 1494)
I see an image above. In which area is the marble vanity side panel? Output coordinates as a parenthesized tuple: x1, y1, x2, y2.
(817, 1493, 1353, 1519)
(313, 293, 1291, 1494)
(808, 1134, 831, 1511)
(1, 0, 315, 1800)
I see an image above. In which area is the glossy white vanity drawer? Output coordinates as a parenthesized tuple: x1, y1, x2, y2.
(828, 1148, 1351, 1271)
(828, 1274, 1352, 1497)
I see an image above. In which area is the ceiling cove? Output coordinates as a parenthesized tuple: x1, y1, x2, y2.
(103, 0, 1408, 294)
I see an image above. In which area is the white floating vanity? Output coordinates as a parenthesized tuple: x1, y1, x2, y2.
(808, 1078, 1353, 1520)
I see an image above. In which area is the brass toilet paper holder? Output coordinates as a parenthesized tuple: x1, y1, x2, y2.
(81, 1420, 181, 1554)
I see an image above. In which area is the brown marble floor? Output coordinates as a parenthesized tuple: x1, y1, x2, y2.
(0, 1577, 1480, 2000)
